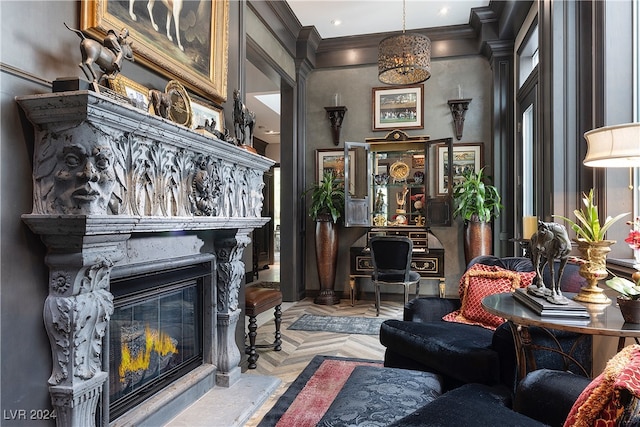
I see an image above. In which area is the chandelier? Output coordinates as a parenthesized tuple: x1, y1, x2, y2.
(378, 0, 432, 85)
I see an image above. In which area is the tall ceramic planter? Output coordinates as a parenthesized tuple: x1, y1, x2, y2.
(574, 239, 614, 304)
(464, 218, 492, 265)
(314, 215, 340, 305)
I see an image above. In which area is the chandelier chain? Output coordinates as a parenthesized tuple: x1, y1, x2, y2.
(402, 0, 406, 33)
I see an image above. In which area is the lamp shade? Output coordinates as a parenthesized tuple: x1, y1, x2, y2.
(583, 122, 640, 167)
(378, 33, 431, 85)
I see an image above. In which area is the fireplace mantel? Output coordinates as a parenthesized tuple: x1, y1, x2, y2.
(17, 91, 275, 427)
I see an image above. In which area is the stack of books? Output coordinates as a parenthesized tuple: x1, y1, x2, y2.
(513, 288, 590, 320)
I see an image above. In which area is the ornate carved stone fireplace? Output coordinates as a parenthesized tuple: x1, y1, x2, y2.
(17, 91, 274, 427)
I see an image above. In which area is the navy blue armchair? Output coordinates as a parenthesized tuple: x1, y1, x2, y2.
(379, 255, 592, 392)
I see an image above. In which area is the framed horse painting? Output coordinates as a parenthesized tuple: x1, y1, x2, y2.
(80, 0, 229, 103)
(372, 84, 424, 131)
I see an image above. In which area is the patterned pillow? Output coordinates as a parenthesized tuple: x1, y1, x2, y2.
(443, 263, 536, 330)
(564, 344, 640, 427)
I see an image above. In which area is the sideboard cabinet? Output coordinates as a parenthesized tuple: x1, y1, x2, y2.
(343, 131, 453, 303)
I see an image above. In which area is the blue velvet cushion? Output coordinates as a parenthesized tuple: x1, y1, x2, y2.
(380, 319, 500, 386)
(317, 366, 442, 427)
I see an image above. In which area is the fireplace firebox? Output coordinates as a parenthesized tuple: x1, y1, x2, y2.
(108, 259, 212, 421)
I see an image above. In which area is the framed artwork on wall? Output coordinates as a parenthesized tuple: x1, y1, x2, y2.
(80, 0, 229, 103)
(316, 149, 356, 194)
(372, 84, 424, 131)
(436, 143, 484, 195)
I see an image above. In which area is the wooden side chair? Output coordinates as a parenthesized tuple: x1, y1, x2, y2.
(244, 286, 283, 369)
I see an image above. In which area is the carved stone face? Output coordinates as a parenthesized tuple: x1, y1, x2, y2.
(52, 136, 116, 214)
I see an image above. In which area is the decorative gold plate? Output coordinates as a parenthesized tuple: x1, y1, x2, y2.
(390, 161, 410, 182)
(166, 80, 192, 128)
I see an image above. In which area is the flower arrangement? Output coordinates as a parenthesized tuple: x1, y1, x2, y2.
(625, 217, 640, 251)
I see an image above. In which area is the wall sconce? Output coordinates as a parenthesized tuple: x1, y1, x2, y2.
(448, 98, 472, 140)
(325, 106, 347, 146)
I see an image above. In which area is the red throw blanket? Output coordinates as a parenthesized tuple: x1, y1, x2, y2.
(564, 344, 640, 426)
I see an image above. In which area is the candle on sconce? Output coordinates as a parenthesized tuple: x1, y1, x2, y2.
(332, 93, 341, 106)
(523, 216, 538, 240)
(457, 85, 463, 99)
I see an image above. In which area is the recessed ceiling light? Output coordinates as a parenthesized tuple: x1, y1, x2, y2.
(439, 7, 449, 16)
(331, 19, 342, 26)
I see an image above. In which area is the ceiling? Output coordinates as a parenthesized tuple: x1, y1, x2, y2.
(246, 0, 490, 146)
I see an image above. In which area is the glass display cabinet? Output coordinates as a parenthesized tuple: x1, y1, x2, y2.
(344, 130, 453, 302)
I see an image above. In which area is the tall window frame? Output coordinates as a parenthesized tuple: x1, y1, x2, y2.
(515, 18, 540, 245)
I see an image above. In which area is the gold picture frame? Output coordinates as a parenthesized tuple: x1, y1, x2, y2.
(81, 0, 229, 103)
(107, 74, 151, 112)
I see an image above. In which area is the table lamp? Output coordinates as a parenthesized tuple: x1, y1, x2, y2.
(575, 122, 640, 304)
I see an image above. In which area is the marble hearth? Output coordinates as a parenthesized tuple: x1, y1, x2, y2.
(17, 91, 275, 427)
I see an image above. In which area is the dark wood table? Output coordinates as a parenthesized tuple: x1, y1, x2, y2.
(482, 292, 640, 378)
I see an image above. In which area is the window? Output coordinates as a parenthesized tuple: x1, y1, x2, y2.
(633, 0, 640, 221)
(522, 104, 535, 217)
(518, 24, 539, 88)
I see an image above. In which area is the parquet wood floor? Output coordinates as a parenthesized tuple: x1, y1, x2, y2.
(244, 297, 404, 426)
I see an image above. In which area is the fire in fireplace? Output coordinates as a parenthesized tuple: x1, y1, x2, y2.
(108, 260, 211, 421)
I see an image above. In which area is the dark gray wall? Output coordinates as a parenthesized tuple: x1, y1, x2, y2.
(2, 2, 80, 423)
(0, 1, 244, 423)
(304, 57, 493, 297)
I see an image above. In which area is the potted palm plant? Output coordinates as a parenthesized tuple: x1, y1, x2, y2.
(304, 171, 345, 305)
(554, 188, 629, 304)
(452, 167, 503, 264)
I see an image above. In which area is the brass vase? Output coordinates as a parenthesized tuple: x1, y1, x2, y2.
(314, 215, 340, 305)
(464, 219, 492, 265)
(573, 239, 614, 304)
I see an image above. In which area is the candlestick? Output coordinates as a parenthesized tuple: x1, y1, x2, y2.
(523, 216, 538, 239)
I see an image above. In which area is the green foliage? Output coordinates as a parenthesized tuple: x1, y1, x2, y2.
(553, 189, 628, 242)
(606, 276, 640, 300)
(452, 167, 503, 223)
(304, 171, 345, 224)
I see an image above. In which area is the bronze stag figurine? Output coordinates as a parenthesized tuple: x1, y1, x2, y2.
(65, 23, 134, 88)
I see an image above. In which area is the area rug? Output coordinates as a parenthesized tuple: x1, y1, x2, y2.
(257, 355, 383, 427)
(288, 314, 387, 335)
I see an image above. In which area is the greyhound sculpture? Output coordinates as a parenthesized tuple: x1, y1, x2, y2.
(529, 221, 572, 304)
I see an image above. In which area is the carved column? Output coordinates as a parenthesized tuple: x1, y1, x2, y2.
(214, 230, 251, 386)
(23, 218, 133, 427)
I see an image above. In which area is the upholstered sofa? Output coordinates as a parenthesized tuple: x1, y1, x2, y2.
(379, 255, 592, 392)
(388, 345, 640, 427)
(317, 344, 640, 427)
